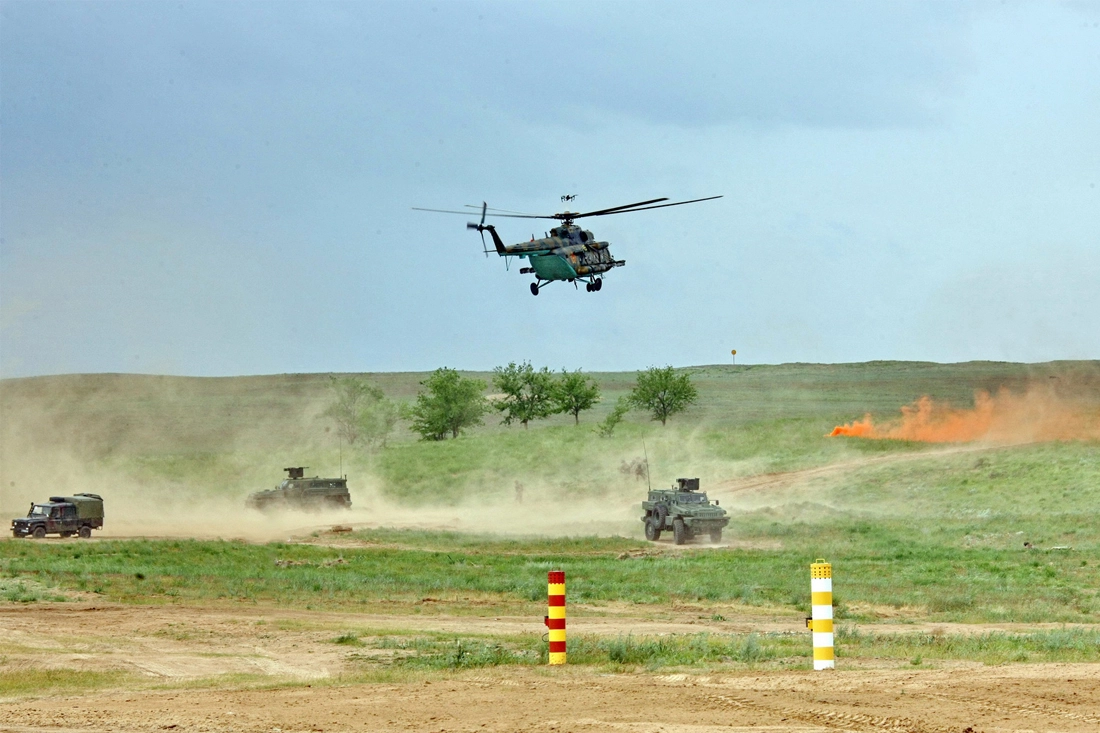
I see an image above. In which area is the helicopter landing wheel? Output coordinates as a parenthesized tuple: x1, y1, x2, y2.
(595, 278, 603, 291)
(585, 282, 592, 292)
(530, 282, 539, 296)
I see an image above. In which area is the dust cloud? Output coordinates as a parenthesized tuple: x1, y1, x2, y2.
(829, 384, 1100, 444)
(0, 374, 659, 541)
(0, 453, 649, 543)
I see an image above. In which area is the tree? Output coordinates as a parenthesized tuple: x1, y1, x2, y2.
(408, 368, 489, 440)
(553, 369, 601, 425)
(595, 397, 631, 437)
(359, 389, 400, 449)
(492, 361, 558, 429)
(323, 376, 398, 450)
(628, 366, 698, 425)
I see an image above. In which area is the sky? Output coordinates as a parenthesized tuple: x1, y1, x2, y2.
(1, 0, 1098, 377)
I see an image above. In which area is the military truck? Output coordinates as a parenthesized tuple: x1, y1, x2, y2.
(641, 478, 728, 544)
(246, 467, 352, 511)
(12, 493, 104, 539)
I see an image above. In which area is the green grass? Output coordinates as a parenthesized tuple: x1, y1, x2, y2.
(332, 632, 364, 646)
(4, 361, 1096, 507)
(2, 360, 1098, 668)
(0, 667, 134, 696)
(0, 577, 69, 603)
(835, 626, 1100, 665)
(2, 511, 1097, 622)
(344, 626, 1100, 671)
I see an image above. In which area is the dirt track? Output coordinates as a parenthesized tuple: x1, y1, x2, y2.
(710, 443, 1009, 497)
(3, 658, 1098, 733)
(2, 603, 1099, 733)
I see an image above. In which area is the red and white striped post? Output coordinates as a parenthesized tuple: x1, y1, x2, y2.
(545, 570, 566, 664)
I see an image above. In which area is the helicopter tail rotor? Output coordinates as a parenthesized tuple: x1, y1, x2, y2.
(466, 202, 490, 256)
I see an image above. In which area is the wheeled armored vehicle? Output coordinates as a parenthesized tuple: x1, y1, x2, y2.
(246, 467, 352, 511)
(641, 478, 728, 544)
(12, 493, 104, 539)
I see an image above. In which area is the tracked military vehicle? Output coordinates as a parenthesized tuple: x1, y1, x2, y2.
(12, 493, 104, 539)
(246, 467, 352, 511)
(641, 478, 728, 544)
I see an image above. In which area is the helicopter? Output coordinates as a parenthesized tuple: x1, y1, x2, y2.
(413, 195, 722, 295)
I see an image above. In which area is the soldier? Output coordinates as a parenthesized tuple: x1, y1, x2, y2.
(514, 481, 524, 504)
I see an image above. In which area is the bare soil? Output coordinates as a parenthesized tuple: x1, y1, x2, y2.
(2, 603, 1098, 732)
(710, 443, 1008, 497)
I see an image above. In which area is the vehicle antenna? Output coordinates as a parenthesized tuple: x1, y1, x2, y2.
(642, 440, 652, 492)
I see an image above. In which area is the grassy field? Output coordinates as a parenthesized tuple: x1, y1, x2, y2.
(1, 507, 1096, 623)
(3, 360, 1097, 506)
(1, 361, 1098, 674)
(337, 626, 1100, 672)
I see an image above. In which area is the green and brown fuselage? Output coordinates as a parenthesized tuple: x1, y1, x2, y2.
(481, 223, 625, 282)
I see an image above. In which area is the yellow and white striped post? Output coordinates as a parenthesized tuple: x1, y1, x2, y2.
(810, 559, 834, 670)
(546, 570, 566, 665)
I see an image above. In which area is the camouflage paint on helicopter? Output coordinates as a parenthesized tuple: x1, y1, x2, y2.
(414, 196, 721, 295)
(480, 221, 622, 293)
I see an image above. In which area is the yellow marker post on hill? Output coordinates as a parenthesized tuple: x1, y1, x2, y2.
(810, 559, 834, 670)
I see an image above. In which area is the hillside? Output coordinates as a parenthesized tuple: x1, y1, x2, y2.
(2, 361, 1097, 525)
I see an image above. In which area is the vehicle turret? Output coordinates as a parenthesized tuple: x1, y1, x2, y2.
(247, 467, 352, 511)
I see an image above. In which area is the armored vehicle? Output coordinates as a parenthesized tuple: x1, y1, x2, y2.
(246, 467, 352, 511)
(641, 478, 728, 544)
(12, 493, 104, 539)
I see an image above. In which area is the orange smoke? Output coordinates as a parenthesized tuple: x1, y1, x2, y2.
(829, 386, 1100, 444)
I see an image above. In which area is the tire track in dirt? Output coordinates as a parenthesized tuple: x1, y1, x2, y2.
(710, 443, 1025, 497)
(919, 689, 1100, 726)
(3, 664, 1099, 732)
(701, 691, 959, 733)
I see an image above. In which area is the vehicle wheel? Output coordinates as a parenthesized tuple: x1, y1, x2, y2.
(653, 504, 667, 530)
(32, 526, 46, 540)
(710, 530, 723, 543)
(78, 526, 91, 539)
(644, 519, 661, 542)
(595, 278, 603, 291)
(585, 282, 592, 292)
(673, 518, 686, 545)
(530, 282, 539, 296)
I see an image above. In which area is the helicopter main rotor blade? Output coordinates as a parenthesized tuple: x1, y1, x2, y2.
(412, 206, 556, 220)
(414, 206, 481, 216)
(571, 195, 723, 219)
(463, 204, 540, 216)
(415, 195, 722, 222)
(567, 198, 668, 219)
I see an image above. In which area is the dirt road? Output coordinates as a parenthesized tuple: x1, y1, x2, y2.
(2, 603, 1098, 733)
(2, 661, 1098, 733)
(710, 443, 1008, 498)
